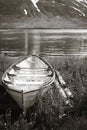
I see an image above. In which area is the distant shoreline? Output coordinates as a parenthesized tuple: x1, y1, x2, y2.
(0, 16, 87, 29)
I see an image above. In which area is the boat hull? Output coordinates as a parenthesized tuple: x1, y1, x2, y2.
(2, 54, 55, 115)
(5, 84, 51, 115)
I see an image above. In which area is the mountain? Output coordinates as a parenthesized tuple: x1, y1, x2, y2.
(37, 0, 87, 18)
(0, 0, 87, 19)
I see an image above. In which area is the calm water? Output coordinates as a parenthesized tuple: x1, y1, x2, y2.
(0, 29, 87, 60)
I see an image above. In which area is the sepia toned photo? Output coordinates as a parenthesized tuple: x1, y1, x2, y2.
(0, 0, 87, 130)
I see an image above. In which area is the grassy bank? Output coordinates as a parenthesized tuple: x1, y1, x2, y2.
(0, 55, 87, 129)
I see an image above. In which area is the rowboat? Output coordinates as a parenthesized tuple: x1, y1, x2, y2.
(2, 54, 55, 115)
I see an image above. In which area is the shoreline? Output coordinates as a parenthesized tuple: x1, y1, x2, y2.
(0, 16, 87, 29)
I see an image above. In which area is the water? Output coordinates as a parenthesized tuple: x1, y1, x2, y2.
(0, 29, 87, 59)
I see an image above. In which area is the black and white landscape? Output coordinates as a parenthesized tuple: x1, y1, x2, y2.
(0, 0, 87, 28)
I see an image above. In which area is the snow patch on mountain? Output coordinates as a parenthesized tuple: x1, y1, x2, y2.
(24, 9, 28, 15)
(72, 7, 85, 17)
(76, 0, 83, 1)
(71, 6, 85, 16)
(30, 0, 40, 12)
(75, 0, 87, 3)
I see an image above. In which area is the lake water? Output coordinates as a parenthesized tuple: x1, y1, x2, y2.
(0, 29, 87, 60)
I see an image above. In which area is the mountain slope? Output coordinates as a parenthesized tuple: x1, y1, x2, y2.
(0, 0, 87, 19)
(37, 0, 87, 18)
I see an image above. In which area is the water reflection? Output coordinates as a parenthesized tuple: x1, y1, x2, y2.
(24, 30, 28, 56)
(0, 29, 87, 58)
(31, 29, 40, 54)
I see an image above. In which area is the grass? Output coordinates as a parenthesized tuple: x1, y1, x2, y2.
(0, 55, 87, 129)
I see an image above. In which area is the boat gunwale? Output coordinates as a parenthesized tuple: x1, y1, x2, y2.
(2, 54, 55, 93)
